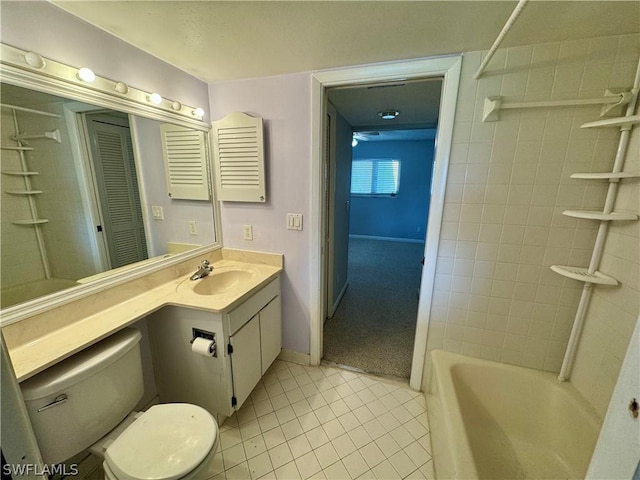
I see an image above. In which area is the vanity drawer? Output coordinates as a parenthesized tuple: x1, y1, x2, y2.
(227, 276, 280, 335)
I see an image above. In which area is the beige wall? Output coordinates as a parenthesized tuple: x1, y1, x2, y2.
(425, 33, 639, 402)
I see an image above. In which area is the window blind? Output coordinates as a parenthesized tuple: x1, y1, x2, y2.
(351, 159, 401, 196)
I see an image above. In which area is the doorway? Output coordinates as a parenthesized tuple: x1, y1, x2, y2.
(322, 106, 439, 377)
(310, 56, 462, 389)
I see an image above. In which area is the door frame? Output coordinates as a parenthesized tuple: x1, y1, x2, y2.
(310, 55, 462, 390)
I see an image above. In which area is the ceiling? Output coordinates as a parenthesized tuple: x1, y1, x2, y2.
(48, 1, 639, 140)
(52, 1, 639, 84)
(328, 78, 443, 131)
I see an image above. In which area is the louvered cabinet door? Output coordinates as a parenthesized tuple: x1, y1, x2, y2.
(160, 124, 210, 201)
(212, 112, 266, 202)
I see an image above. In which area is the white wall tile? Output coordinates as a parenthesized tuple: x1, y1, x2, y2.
(428, 33, 639, 418)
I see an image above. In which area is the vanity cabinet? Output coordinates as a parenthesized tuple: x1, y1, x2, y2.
(148, 276, 281, 421)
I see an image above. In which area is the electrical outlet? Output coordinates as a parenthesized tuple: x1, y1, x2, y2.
(243, 224, 253, 240)
(188, 220, 198, 235)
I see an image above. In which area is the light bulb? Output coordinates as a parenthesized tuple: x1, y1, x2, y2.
(77, 67, 96, 83)
(24, 52, 45, 69)
(149, 93, 163, 105)
(194, 107, 205, 118)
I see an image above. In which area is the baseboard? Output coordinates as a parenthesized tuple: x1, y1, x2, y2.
(349, 234, 424, 244)
(278, 349, 311, 365)
(328, 281, 349, 318)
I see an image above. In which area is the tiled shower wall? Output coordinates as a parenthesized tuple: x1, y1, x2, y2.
(425, 34, 639, 382)
(0, 100, 96, 288)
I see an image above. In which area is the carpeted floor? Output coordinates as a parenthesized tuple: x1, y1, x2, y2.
(323, 238, 425, 378)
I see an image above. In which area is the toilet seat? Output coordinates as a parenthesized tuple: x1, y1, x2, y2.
(104, 404, 218, 480)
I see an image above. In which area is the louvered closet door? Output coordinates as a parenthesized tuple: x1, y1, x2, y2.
(212, 112, 266, 202)
(160, 124, 210, 200)
(87, 119, 148, 269)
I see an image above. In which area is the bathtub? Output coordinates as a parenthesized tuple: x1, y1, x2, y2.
(1, 278, 77, 308)
(426, 350, 600, 479)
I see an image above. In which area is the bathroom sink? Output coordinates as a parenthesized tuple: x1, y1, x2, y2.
(192, 269, 254, 295)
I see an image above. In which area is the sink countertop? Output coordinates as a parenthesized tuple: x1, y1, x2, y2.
(6, 252, 282, 382)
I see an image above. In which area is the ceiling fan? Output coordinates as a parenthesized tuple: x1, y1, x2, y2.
(352, 131, 380, 142)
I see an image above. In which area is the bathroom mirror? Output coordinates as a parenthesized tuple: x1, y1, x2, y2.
(0, 60, 220, 318)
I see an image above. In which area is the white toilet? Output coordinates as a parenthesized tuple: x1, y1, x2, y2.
(21, 328, 219, 480)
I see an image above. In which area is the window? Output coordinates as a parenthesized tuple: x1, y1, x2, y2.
(350, 159, 401, 196)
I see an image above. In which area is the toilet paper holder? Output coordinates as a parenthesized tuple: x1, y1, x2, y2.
(191, 328, 217, 357)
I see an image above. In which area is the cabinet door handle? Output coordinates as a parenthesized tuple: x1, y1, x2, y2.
(37, 394, 68, 412)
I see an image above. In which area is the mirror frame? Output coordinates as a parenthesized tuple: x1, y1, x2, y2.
(0, 43, 222, 326)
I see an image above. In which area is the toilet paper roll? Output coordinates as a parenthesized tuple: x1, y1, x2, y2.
(191, 337, 216, 357)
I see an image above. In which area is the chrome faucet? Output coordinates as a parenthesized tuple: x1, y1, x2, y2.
(190, 260, 213, 280)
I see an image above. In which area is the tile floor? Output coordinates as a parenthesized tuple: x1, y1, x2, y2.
(74, 360, 435, 480)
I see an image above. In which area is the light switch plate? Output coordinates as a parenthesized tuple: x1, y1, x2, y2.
(151, 205, 164, 220)
(287, 213, 303, 231)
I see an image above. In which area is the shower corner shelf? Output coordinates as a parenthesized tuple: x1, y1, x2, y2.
(562, 210, 639, 221)
(5, 190, 43, 195)
(550, 265, 618, 286)
(570, 172, 640, 180)
(580, 114, 640, 129)
(12, 219, 49, 225)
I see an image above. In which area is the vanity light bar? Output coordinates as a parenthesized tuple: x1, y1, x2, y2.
(0, 43, 207, 123)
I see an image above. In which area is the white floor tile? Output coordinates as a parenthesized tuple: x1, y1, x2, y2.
(388, 425, 414, 448)
(275, 405, 297, 424)
(226, 461, 252, 479)
(244, 435, 268, 460)
(295, 451, 323, 479)
(263, 426, 287, 449)
(352, 405, 375, 425)
(299, 411, 321, 433)
(269, 442, 294, 470)
(288, 433, 313, 458)
(322, 418, 347, 440)
(314, 442, 340, 469)
(306, 425, 331, 449)
(275, 460, 302, 480)
(362, 419, 386, 440)
(322, 460, 350, 480)
(282, 418, 305, 441)
(241, 419, 262, 440)
(206, 361, 431, 480)
(254, 398, 275, 417)
(388, 450, 417, 478)
(342, 450, 369, 479)
(271, 393, 292, 410)
(221, 428, 243, 450)
(359, 441, 385, 469)
(223, 442, 247, 470)
(337, 411, 360, 432)
(259, 412, 281, 432)
(371, 460, 400, 480)
(331, 432, 357, 459)
(347, 426, 373, 449)
(403, 440, 431, 467)
(374, 433, 402, 458)
(248, 452, 274, 479)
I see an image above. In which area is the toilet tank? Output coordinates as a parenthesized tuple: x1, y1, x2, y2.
(21, 328, 144, 465)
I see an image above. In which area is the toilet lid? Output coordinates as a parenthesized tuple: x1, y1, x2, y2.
(105, 404, 217, 480)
